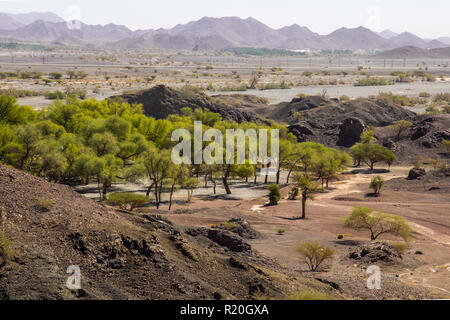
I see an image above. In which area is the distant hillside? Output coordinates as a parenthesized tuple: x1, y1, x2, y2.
(0, 13, 24, 30)
(375, 46, 450, 59)
(323, 26, 388, 50)
(378, 30, 399, 39)
(0, 20, 133, 42)
(388, 32, 442, 49)
(437, 37, 450, 45)
(6, 12, 64, 25)
(0, 13, 448, 51)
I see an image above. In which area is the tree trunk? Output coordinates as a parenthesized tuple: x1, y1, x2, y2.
(102, 181, 108, 201)
(301, 192, 307, 219)
(146, 183, 154, 197)
(168, 184, 175, 211)
(276, 169, 280, 185)
(286, 168, 293, 184)
(222, 177, 231, 195)
(154, 184, 159, 209)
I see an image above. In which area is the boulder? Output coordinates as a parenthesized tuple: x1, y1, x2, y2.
(349, 241, 402, 264)
(407, 168, 426, 180)
(288, 125, 314, 142)
(337, 118, 366, 147)
(207, 229, 251, 252)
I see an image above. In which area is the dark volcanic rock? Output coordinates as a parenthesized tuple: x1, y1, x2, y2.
(287, 96, 326, 112)
(288, 125, 314, 142)
(225, 218, 260, 239)
(110, 85, 263, 123)
(407, 168, 426, 180)
(207, 229, 251, 252)
(186, 226, 252, 252)
(337, 118, 366, 147)
(349, 242, 402, 264)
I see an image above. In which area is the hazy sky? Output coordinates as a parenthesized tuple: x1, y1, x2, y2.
(1, 0, 449, 38)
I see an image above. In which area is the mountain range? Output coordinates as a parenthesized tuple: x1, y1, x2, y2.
(0, 12, 448, 52)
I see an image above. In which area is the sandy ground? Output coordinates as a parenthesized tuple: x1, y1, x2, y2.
(160, 166, 450, 297)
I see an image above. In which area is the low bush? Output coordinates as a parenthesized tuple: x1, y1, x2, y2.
(216, 222, 240, 231)
(106, 192, 149, 211)
(37, 197, 55, 210)
(267, 184, 281, 206)
(295, 241, 335, 271)
(392, 242, 408, 254)
(288, 187, 299, 200)
(369, 176, 384, 196)
(0, 231, 17, 264)
(354, 78, 393, 87)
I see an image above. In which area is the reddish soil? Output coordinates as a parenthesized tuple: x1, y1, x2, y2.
(166, 166, 450, 299)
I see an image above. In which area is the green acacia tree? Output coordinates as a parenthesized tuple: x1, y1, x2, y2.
(343, 207, 412, 241)
(294, 174, 319, 220)
(350, 143, 396, 171)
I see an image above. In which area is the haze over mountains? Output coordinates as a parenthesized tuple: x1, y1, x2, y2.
(0, 12, 448, 52)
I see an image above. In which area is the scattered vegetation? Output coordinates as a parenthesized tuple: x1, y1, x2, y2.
(354, 78, 393, 87)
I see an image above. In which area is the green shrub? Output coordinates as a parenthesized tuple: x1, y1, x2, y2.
(0, 231, 17, 264)
(216, 222, 240, 231)
(277, 228, 286, 235)
(267, 184, 281, 206)
(259, 81, 292, 90)
(288, 187, 299, 200)
(37, 197, 55, 210)
(369, 176, 384, 196)
(45, 90, 66, 100)
(106, 192, 149, 211)
(443, 140, 450, 154)
(434, 92, 450, 103)
(392, 242, 408, 254)
(295, 241, 335, 271)
(354, 78, 393, 87)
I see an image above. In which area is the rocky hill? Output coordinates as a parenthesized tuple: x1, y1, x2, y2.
(0, 165, 335, 299)
(110, 85, 266, 123)
(375, 46, 450, 59)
